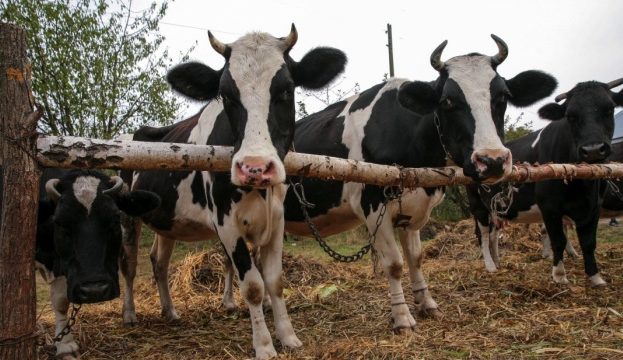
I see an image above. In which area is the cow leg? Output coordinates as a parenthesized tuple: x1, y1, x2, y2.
(259, 225, 301, 349)
(221, 235, 276, 360)
(222, 255, 237, 310)
(51, 277, 79, 359)
(398, 229, 440, 318)
(563, 226, 579, 259)
(151, 234, 180, 321)
(369, 215, 415, 332)
(120, 215, 141, 325)
(477, 221, 498, 272)
(543, 216, 570, 284)
(489, 226, 501, 268)
(575, 220, 606, 287)
(541, 225, 554, 259)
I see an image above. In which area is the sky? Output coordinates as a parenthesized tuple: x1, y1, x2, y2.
(139, 0, 623, 129)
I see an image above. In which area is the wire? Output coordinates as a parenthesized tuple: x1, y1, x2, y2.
(159, 22, 240, 36)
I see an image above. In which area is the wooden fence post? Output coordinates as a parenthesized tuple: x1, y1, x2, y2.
(0, 23, 41, 360)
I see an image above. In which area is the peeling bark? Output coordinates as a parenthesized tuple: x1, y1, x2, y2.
(37, 135, 623, 188)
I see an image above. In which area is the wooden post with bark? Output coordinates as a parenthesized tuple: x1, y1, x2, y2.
(0, 23, 41, 360)
(37, 135, 623, 188)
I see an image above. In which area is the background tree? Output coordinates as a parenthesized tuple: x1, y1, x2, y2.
(296, 76, 359, 120)
(0, 0, 191, 139)
(504, 112, 533, 142)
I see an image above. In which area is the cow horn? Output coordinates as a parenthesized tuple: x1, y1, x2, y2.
(555, 92, 568, 103)
(45, 179, 61, 202)
(430, 40, 448, 71)
(103, 176, 124, 195)
(283, 23, 298, 52)
(208, 31, 228, 56)
(607, 78, 623, 89)
(490, 34, 509, 67)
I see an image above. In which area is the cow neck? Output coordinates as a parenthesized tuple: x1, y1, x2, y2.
(408, 112, 450, 169)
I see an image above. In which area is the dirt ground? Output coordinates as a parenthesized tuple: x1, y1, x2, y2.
(36, 221, 623, 359)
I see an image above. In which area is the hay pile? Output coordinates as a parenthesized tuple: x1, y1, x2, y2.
(37, 221, 623, 359)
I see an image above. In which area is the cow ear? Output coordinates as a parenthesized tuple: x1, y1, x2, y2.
(538, 102, 566, 121)
(115, 190, 161, 217)
(398, 81, 439, 115)
(290, 47, 347, 90)
(506, 70, 557, 107)
(166, 62, 222, 101)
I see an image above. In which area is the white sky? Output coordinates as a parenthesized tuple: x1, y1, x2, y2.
(141, 0, 623, 129)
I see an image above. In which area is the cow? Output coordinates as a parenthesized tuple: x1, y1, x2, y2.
(257, 35, 555, 333)
(120, 25, 347, 359)
(30, 169, 160, 359)
(467, 78, 623, 287)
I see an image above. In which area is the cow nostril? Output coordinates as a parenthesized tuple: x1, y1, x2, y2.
(264, 161, 274, 174)
(599, 144, 608, 155)
(580, 147, 589, 158)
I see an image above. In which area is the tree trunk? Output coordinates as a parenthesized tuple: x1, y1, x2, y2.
(0, 23, 40, 360)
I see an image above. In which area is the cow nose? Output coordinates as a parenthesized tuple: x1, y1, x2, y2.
(77, 281, 112, 303)
(472, 149, 512, 180)
(235, 156, 277, 187)
(579, 143, 610, 163)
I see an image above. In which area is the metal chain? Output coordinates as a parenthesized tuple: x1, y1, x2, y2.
(489, 182, 516, 217)
(52, 303, 81, 344)
(606, 180, 623, 201)
(290, 180, 402, 262)
(433, 112, 454, 163)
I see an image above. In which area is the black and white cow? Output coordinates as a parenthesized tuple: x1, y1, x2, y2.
(259, 35, 555, 332)
(121, 26, 347, 359)
(467, 78, 623, 286)
(33, 169, 160, 359)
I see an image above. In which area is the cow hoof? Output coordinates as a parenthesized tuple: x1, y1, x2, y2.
(162, 309, 181, 323)
(122, 311, 137, 326)
(393, 325, 416, 335)
(552, 276, 570, 285)
(254, 344, 278, 360)
(589, 274, 607, 288)
(484, 262, 498, 273)
(222, 300, 237, 311)
(279, 334, 303, 349)
(419, 307, 443, 319)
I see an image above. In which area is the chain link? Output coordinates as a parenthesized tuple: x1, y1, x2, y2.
(290, 180, 404, 263)
(52, 303, 81, 344)
(434, 112, 454, 163)
(480, 182, 516, 217)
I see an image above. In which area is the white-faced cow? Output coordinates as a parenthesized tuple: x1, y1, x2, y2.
(263, 35, 555, 332)
(31, 169, 160, 359)
(121, 26, 347, 359)
(467, 78, 623, 286)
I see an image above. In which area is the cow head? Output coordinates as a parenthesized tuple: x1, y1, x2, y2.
(166, 24, 347, 187)
(398, 35, 557, 182)
(44, 170, 160, 303)
(538, 79, 623, 163)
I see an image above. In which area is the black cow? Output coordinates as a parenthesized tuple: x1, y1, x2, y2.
(121, 25, 347, 359)
(257, 35, 555, 333)
(467, 78, 623, 286)
(32, 169, 160, 359)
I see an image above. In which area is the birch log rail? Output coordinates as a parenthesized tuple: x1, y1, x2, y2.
(37, 135, 623, 187)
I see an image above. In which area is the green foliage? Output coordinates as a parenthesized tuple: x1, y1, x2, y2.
(431, 186, 470, 221)
(504, 112, 533, 142)
(0, 0, 191, 139)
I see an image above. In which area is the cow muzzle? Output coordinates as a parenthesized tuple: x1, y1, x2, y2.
(72, 280, 119, 304)
(233, 156, 282, 187)
(578, 142, 610, 163)
(472, 148, 512, 182)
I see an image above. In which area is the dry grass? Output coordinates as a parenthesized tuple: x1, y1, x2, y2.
(37, 221, 623, 359)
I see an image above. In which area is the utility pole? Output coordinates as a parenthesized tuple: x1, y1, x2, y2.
(386, 23, 395, 77)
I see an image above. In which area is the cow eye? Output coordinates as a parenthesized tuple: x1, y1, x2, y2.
(277, 89, 293, 102)
(606, 108, 614, 116)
